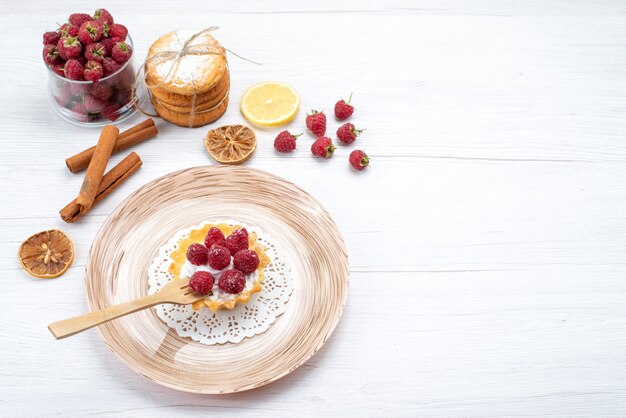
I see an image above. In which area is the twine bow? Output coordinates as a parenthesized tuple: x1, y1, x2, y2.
(131, 27, 260, 127)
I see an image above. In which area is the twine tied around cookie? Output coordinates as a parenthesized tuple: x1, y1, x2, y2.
(131, 27, 260, 127)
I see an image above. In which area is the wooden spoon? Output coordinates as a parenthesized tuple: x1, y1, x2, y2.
(48, 278, 202, 339)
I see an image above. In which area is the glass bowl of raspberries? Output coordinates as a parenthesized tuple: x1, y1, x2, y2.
(43, 8, 137, 126)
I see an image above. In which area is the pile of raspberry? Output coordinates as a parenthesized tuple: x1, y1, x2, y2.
(273, 93, 370, 171)
(187, 227, 261, 296)
(42, 8, 134, 121)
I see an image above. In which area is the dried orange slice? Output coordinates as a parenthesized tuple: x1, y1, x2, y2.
(18, 230, 74, 279)
(204, 124, 257, 164)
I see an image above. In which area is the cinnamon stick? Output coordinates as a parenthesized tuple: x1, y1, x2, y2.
(65, 119, 158, 173)
(60, 152, 143, 223)
(76, 125, 119, 213)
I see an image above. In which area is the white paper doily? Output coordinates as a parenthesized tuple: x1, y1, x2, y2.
(148, 220, 293, 345)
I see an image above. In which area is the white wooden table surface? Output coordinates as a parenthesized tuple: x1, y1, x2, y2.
(2, 1, 626, 416)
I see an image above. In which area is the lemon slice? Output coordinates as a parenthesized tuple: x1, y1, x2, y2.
(240, 81, 300, 126)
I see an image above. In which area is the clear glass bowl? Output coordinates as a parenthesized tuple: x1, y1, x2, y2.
(46, 35, 137, 127)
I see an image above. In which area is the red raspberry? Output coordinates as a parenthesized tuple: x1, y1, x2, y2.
(59, 24, 79, 38)
(225, 228, 249, 255)
(186, 243, 208, 266)
(68, 102, 90, 122)
(207, 244, 231, 270)
(55, 83, 74, 106)
(334, 93, 354, 120)
(85, 43, 106, 62)
(43, 45, 62, 65)
(93, 8, 114, 25)
(311, 137, 336, 158)
(49, 63, 66, 77)
(274, 130, 300, 153)
(78, 21, 103, 45)
(68, 13, 92, 27)
(43, 31, 61, 46)
(336, 123, 364, 145)
(108, 23, 128, 41)
(189, 271, 215, 295)
(63, 59, 84, 81)
(90, 82, 112, 100)
(204, 227, 226, 248)
(101, 37, 121, 55)
(83, 94, 106, 113)
(233, 250, 260, 274)
(102, 57, 121, 76)
(306, 110, 327, 136)
(83, 60, 103, 82)
(349, 149, 370, 170)
(112, 41, 133, 64)
(57, 36, 82, 60)
(102, 103, 122, 121)
(218, 269, 246, 294)
(70, 80, 89, 96)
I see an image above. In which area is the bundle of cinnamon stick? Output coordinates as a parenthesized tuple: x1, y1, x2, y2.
(60, 119, 158, 223)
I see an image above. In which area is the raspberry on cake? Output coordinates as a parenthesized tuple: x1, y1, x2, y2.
(207, 244, 231, 270)
(225, 227, 249, 255)
(204, 226, 226, 248)
(168, 222, 271, 312)
(186, 243, 208, 266)
(233, 249, 260, 274)
(189, 271, 215, 295)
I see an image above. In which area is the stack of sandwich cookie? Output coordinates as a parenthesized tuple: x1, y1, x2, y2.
(145, 29, 229, 127)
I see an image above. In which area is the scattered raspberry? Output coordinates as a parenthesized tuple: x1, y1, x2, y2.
(189, 271, 215, 295)
(112, 41, 133, 64)
(84, 43, 106, 62)
(78, 21, 103, 45)
(336, 123, 364, 145)
(207, 244, 231, 270)
(102, 103, 122, 121)
(83, 94, 106, 113)
(108, 23, 128, 40)
(63, 59, 84, 80)
(349, 149, 370, 170)
(59, 23, 79, 38)
(225, 228, 249, 255)
(274, 130, 300, 153)
(334, 93, 354, 120)
(90, 82, 112, 100)
(218, 269, 246, 294)
(57, 36, 82, 60)
(93, 8, 114, 25)
(43, 31, 61, 46)
(84, 60, 104, 82)
(101, 57, 121, 76)
(43, 45, 62, 65)
(186, 243, 208, 266)
(311, 137, 336, 158)
(233, 250, 260, 274)
(101, 36, 120, 55)
(68, 13, 92, 27)
(204, 227, 226, 248)
(306, 110, 327, 136)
